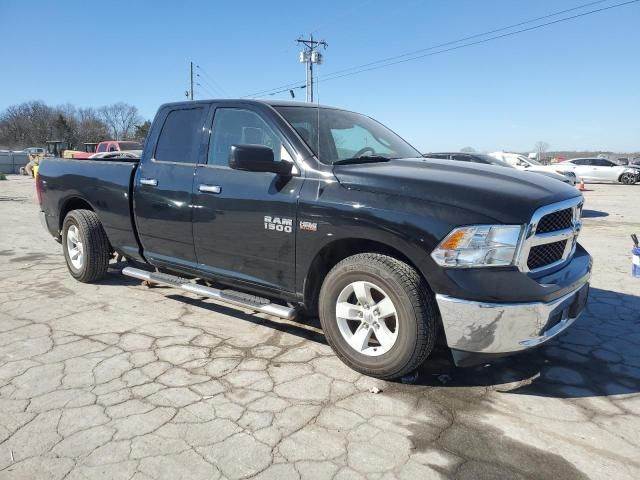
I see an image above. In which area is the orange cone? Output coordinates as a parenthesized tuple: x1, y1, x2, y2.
(578, 179, 585, 191)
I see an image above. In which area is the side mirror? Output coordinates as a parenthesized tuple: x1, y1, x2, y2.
(229, 144, 293, 176)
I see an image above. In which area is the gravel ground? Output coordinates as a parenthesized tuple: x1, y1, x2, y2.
(0, 175, 638, 480)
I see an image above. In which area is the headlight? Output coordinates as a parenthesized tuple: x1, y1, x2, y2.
(557, 170, 575, 179)
(431, 225, 522, 268)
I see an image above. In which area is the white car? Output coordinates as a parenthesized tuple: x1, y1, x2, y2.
(559, 158, 637, 185)
(489, 152, 579, 183)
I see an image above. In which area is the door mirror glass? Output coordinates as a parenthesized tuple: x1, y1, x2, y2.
(229, 144, 293, 175)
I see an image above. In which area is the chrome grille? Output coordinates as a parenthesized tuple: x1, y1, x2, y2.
(536, 208, 573, 234)
(527, 240, 568, 270)
(518, 197, 583, 273)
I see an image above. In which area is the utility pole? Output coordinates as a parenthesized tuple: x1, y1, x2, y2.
(297, 34, 327, 103)
(189, 61, 194, 101)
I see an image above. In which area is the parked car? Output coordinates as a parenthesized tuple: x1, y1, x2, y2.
(425, 152, 576, 185)
(25, 147, 46, 155)
(489, 151, 580, 183)
(559, 158, 637, 184)
(37, 99, 591, 379)
(96, 140, 143, 153)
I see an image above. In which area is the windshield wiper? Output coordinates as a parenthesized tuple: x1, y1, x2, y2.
(333, 156, 393, 165)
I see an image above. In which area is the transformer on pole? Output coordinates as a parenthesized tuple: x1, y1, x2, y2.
(297, 34, 327, 103)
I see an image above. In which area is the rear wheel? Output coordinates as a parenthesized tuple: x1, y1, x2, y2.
(62, 209, 110, 283)
(619, 172, 637, 185)
(318, 253, 437, 379)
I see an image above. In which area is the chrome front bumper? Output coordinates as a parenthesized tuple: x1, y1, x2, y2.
(436, 282, 589, 362)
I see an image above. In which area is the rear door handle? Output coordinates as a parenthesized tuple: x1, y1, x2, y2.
(199, 184, 221, 194)
(140, 178, 158, 186)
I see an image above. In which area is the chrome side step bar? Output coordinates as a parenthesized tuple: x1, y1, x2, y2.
(122, 267, 296, 320)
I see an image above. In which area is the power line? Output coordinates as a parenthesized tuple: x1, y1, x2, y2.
(197, 75, 224, 97)
(195, 82, 217, 99)
(196, 64, 228, 97)
(243, 0, 636, 98)
(313, 0, 612, 80)
(317, 0, 640, 84)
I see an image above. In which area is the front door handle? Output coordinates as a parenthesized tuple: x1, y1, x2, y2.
(199, 184, 221, 194)
(140, 178, 158, 186)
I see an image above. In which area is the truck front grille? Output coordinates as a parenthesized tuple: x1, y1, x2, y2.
(518, 197, 583, 273)
(527, 240, 568, 270)
(536, 208, 573, 234)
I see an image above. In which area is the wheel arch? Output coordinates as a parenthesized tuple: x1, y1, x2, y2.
(59, 196, 96, 230)
(302, 237, 431, 314)
(618, 171, 637, 184)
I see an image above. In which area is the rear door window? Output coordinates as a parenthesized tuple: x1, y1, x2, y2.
(97, 143, 107, 153)
(595, 159, 613, 167)
(155, 107, 206, 163)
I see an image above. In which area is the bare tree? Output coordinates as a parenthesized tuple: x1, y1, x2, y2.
(534, 141, 550, 160)
(99, 103, 143, 140)
(76, 107, 109, 144)
(0, 101, 56, 148)
(460, 146, 476, 153)
(0, 101, 146, 149)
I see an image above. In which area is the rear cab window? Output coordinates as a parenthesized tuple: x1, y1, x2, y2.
(155, 107, 206, 163)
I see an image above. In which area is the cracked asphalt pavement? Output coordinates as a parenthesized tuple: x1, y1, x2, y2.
(0, 176, 639, 479)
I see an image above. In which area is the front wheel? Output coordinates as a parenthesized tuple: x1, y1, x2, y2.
(62, 209, 110, 283)
(318, 253, 437, 379)
(619, 172, 637, 185)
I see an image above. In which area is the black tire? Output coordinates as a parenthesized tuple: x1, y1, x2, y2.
(619, 173, 637, 185)
(62, 209, 110, 283)
(318, 253, 437, 379)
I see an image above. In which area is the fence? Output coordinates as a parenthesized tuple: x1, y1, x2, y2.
(0, 152, 29, 174)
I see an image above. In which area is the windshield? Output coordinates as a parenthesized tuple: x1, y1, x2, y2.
(521, 155, 542, 166)
(477, 154, 513, 168)
(275, 106, 421, 165)
(117, 142, 142, 150)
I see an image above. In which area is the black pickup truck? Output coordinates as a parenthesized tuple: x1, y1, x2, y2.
(37, 100, 591, 379)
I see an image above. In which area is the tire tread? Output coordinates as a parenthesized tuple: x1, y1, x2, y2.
(320, 253, 437, 379)
(63, 209, 110, 283)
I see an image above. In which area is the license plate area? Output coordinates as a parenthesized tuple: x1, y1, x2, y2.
(542, 283, 589, 333)
(569, 283, 589, 318)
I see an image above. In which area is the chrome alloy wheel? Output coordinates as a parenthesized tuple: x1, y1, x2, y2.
(335, 281, 399, 356)
(620, 172, 637, 185)
(66, 224, 84, 270)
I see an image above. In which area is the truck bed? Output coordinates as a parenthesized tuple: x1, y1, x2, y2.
(38, 158, 142, 260)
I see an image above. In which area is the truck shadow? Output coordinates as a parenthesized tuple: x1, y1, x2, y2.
(105, 266, 638, 399)
(164, 293, 328, 346)
(413, 287, 640, 399)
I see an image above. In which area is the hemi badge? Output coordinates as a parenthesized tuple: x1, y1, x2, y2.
(299, 221, 318, 232)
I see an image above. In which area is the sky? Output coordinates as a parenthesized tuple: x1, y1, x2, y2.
(1, 0, 638, 153)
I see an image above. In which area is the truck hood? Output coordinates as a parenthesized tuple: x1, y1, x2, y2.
(333, 158, 581, 224)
